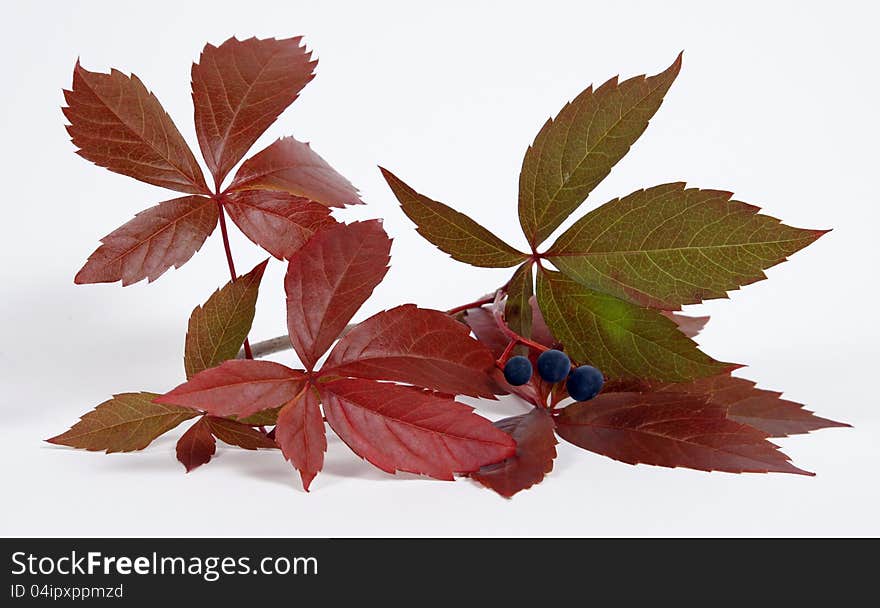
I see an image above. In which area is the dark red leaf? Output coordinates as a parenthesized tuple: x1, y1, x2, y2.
(64, 61, 208, 194)
(320, 379, 516, 479)
(206, 416, 277, 450)
(229, 137, 362, 207)
(176, 417, 216, 472)
(192, 36, 316, 185)
(285, 220, 391, 370)
(471, 409, 558, 497)
(75, 196, 218, 286)
(156, 360, 306, 418)
(222, 190, 336, 260)
(463, 307, 509, 359)
(555, 392, 811, 475)
(322, 304, 497, 397)
(275, 388, 326, 491)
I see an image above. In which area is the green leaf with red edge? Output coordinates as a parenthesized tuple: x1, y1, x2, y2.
(319, 379, 516, 479)
(285, 220, 391, 370)
(547, 183, 827, 309)
(75, 196, 218, 286)
(191, 36, 316, 186)
(229, 137, 362, 207)
(380, 168, 528, 268)
(47, 392, 197, 453)
(184, 259, 267, 379)
(518, 54, 681, 247)
(221, 190, 337, 260)
(206, 416, 277, 449)
(156, 360, 306, 418)
(275, 388, 326, 491)
(471, 409, 557, 498)
(322, 304, 498, 398)
(505, 263, 534, 341)
(63, 61, 208, 194)
(176, 416, 216, 472)
(536, 269, 730, 382)
(663, 312, 709, 338)
(555, 391, 811, 475)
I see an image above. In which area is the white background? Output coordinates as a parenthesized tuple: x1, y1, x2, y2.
(2, 0, 877, 536)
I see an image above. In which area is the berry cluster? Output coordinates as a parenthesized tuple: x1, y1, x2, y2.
(503, 349, 604, 402)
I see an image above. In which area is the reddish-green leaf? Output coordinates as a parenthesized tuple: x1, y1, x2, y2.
(380, 168, 528, 268)
(176, 417, 216, 472)
(505, 263, 534, 341)
(192, 36, 316, 186)
(184, 259, 267, 379)
(275, 388, 326, 491)
(229, 137, 362, 207)
(206, 416, 277, 449)
(237, 407, 281, 426)
(75, 196, 218, 286)
(663, 312, 709, 338)
(547, 183, 827, 309)
(536, 269, 730, 381)
(47, 392, 197, 453)
(555, 392, 811, 475)
(285, 220, 391, 370)
(63, 61, 208, 194)
(222, 190, 336, 260)
(471, 409, 557, 497)
(322, 304, 498, 397)
(320, 379, 516, 479)
(518, 54, 681, 247)
(156, 360, 306, 418)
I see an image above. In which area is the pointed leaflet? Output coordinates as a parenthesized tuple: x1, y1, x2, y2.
(322, 304, 497, 397)
(275, 388, 326, 491)
(285, 220, 391, 370)
(547, 183, 826, 309)
(230, 137, 362, 207)
(206, 417, 277, 449)
(64, 61, 208, 194)
(471, 409, 557, 498)
(536, 269, 729, 382)
(555, 391, 811, 475)
(75, 196, 218, 286)
(222, 190, 336, 260)
(176, 417, 216, 472)
(192, 37, 317, 185)
(47, 393, 197, 453)
(519, 55, 681, 247)
(184, 260, 267, 379)
(320, 379, 516, 479)
(663, 312, 709, 338)
(381, 168, 528, 268)
(156, 360, 306, 418)
(505, 263, 534, 340)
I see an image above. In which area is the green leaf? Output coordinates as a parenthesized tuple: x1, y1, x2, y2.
(547, 183, 827, 309)
(237, 407, 281, 426)
(518, 54, 681, 247)
(536, 269, 730, 382)
(184, 259, 268, 379)
(47, 393, 197, 453)
(380, 167, 528, 268)
(505, 262, 533, 341)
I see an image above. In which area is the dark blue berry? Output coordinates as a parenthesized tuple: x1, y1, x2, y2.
(503, 356, 533, 386)
(566, 365, 604, 401)
(536, 349, 571, 383)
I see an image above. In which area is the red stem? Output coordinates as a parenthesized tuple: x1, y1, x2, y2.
(491, 291, 548, 353)
(216, 199, 253, 359)
(445, 294, 496, 316)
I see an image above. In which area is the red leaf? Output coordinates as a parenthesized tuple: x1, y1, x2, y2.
(75, 195, 218, 286)
(275, 388, 326, 491)
(63, 61, 208, 194)
(176, 417, 216, 472)
(229, 137, 362, 207)
(206, 416, 277, 449)
(463, 307, 509, 359)
(222, 190, 336, 260)
(322, 304, 497, 397)
(471, 409, 558, 497)
(555, 392, 811, 475)
(191, 36, 316, 185)
(285, 221, 391, 370)
(663, 312, 710, 338)
(156, 360, 306, 418)
(320, 379, 516, 479)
